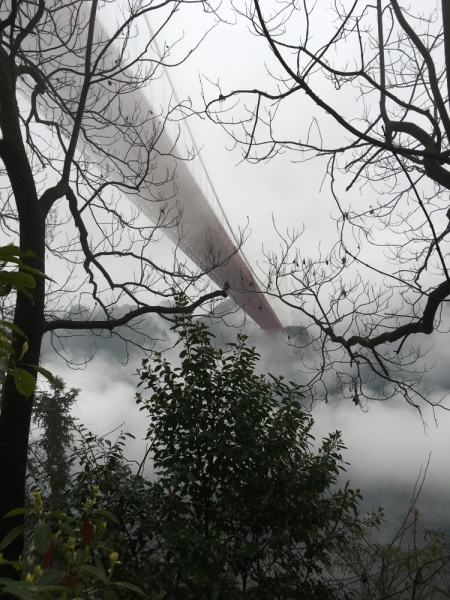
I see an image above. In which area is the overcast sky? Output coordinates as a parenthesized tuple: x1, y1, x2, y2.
(39, 0, 450, 538)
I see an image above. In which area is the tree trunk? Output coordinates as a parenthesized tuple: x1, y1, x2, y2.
(0, 50, 45, 578)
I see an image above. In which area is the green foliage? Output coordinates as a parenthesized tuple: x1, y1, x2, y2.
(0, 245, 54, 398)
(27, 407, 159, 596)
(0, 246, 44, 300)
(23, 308, 388, 598)
(133, 308, 374, 598)
(0, 487, 144, 599)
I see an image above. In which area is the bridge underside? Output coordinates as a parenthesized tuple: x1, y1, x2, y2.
(30, 3, 283, 330)
(135, 160, 283, 329)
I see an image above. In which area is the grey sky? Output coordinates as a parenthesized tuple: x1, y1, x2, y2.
(37, 0, 450, 537)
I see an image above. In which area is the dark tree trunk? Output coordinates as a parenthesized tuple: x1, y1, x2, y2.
(0, 49, 45, 578)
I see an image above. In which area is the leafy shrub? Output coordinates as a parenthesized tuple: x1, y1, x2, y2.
(0, 487, 144, 599)
(133, 309, 378, 598)
(21, 307, 384, 598)
(0, 245, 53, 398)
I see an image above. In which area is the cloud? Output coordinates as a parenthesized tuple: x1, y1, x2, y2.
(39, 301, 450, 538)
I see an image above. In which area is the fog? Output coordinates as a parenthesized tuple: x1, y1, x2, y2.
(36, 0, 450, 542)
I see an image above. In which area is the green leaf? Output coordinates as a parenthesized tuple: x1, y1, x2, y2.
(15, 264, 50, 280)
(0, 321, 27, 338)
(58, 521, 75, 537)
(36, 569, 66, 587)
(96, 509, 119, 524)
(79, 565, 108, 584)
(10, 368, 36, 398)
(0, 272, 35, 299)
(0, 272, 36, 289)
(33, 522, 52, 556)
(112, 582, 145, 595)
(73, 583, 85, 596)
(104, 591, 120, 600)
(0, 523, 28, 551)
(3, 280, 33, 300)
(0, 245, 35, 258)
(26, 365, 57, 385)
(94, 557, 106, 576)
(3, 508, 33, 519)
(33, 585, 66, 594)
(0, 581, 38, 600)
(0, 559, 27, 571)
(0, 258, 22, 269)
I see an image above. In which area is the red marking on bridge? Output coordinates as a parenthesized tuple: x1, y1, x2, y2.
(31, 3, 283, 329)
(135, 155, 283, 329)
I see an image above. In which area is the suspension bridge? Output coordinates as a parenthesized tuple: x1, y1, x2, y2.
(100, 8, 283, 329)
(125, 13, 282, 329)
(28, 4, 284, 330)
(137, 14, 282, 329)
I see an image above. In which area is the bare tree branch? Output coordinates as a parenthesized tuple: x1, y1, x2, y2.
(206, 0, 450, 409)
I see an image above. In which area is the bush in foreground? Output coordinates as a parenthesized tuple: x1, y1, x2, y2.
(9, 309, 386, 598)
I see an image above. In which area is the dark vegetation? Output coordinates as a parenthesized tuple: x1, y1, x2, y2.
(1, 310, 449, 598)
